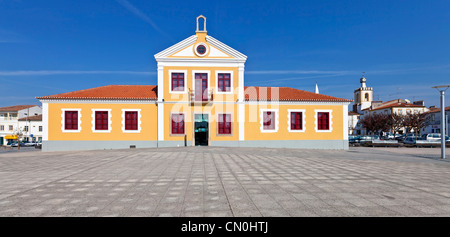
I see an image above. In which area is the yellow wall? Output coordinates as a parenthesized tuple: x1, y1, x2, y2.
(163, 66, 239, 103)
(245, 104, 344, 140)
(48, 103, 158, 141)
(163, 103, 239, 142)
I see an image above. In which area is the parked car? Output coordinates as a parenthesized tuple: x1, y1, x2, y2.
(23, 142, 37, 147)
(403, 137, 417, 144)
(10, 142, 26, 147)
(359, 135, 380, 143)
(349, 135, 361, 143)
(395, 134, 406, 141)
(421, 133, 441, 142)
(382, 132, 395, 140)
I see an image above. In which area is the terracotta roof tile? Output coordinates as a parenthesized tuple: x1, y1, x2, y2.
(0, 105, 37, 112)
(244, 86, 351, 102)
(18, 114, 42, 121)
(362, 102, 425, 111)
(37, 85, 158, 100)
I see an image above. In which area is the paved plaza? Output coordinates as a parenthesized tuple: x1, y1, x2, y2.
(0, 146, 449, 217)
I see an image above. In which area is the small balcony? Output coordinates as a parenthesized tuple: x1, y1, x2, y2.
(189, 89, 213, 103)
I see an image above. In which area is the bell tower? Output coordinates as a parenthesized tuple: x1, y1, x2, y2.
(353, 73, 373, 113)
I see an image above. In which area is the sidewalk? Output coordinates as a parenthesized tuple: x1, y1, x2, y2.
(0, 146, 449, 216)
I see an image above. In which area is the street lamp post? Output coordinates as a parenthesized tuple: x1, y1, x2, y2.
(432, 85, 450, 159)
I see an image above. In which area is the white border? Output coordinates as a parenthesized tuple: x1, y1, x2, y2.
(260, 109, 279, 133)
(91, 109, 112, 133)
(61, 108, 81, 133)
(215, 70, 234, 94)
(314, 109, 333, 133)
(168, 70, 187, 94)
(194, 42, 209, 57)
(121, 109, 142, 133)
(287, 109, 306, 133)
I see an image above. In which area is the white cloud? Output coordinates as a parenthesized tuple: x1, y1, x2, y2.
(0, 70, 156, 76)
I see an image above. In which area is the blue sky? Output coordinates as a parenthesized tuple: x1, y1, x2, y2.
(1, 0, 449, 108)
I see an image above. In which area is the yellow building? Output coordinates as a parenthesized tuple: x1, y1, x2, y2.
(37, 16, 351, 151)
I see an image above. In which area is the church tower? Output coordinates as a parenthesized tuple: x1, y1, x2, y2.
(353, 74, 373, 113)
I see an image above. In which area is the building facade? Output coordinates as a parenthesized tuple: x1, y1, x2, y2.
(38, 16, 351, 151)
(422, 106, 449, 135)
(0, 105, 42, 145)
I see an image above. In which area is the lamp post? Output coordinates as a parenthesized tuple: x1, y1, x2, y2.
(432, 85, 450, 159)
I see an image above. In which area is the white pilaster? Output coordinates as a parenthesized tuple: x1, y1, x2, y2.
(42, 102, 48, 141)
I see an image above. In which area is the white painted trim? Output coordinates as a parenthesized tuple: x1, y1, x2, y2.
(260, 109, 279, 133)
(314, 109, 333, 133)
(157, 64, 164, 102)
(287, 109, 306, 133)
(215, 70, 234, 95)
(238, 66, 245, 102)
(205, 35, 247, 59)
(61, 108, 81, 133)
(194, 42, 209, 57)
(121, 109, 142, 133)
(154, 35, 198, 58)
(343, 105, 348, 140)
(91, 109, 112, 133)
(168, 70, 187, 94)
(156, 60, 246, 66)
(42, 102, 48, 141)
(238, 103, 245, 141)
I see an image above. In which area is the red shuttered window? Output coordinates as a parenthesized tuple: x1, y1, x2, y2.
(290, 112, 303, 130)
(218, 73, 231, 92)
(95, 111, 108, 130)
(171, 114, 185, 134)
(125, 111, 138, 130)
(171, 73, 185, 91)
(64, 111, 78, 130)
(318, 112, 330, 130)
(218, 114, 231, 134)
(263, 111, 275, 130)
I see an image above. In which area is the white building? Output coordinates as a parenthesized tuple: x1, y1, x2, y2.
(0, 105, 42, 145)
(18, 114, 43, 143)
(348, 111, 362, 135)
(422, 106, 449, 135)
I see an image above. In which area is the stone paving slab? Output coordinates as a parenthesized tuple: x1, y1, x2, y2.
(0, 146, 449, 217)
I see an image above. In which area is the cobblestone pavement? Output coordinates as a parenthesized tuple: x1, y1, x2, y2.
(0, 147, 449, 217)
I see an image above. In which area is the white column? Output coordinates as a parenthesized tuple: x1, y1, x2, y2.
(343, 104, 349, 140)
(157, 64, 165, 141)
(42, 102, 48, 141)
(238, 65, 245, 141)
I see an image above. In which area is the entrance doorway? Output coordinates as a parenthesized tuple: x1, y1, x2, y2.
(194, 114, 209, 146)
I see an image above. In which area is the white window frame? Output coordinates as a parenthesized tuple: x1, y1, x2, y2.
(121, 109, 141, 133)
(61, 108, 82, 133)
(91, 109, 112, 133)
(260, 109, 279, 133)
(192, 70, 211, 92)
(215, 70, 234, 94)
(314, 109, 333, 133)
(288, 109, 306, 133)
(168, 70, 187, 94)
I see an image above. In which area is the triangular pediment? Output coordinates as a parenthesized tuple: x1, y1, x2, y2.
(154, 34, 247, 62)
